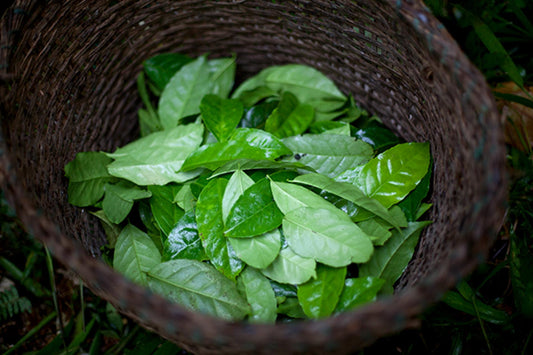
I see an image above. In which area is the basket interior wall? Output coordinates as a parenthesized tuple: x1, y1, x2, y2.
(0, 1, 504, 351)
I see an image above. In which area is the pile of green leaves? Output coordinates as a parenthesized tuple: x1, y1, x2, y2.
(64, 53, 432, 323)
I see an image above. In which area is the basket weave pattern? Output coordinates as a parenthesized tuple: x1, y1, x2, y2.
(1, 1, 506, 353)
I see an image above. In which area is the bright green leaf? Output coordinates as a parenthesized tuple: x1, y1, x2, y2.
(260, 247, 316, 285)
(282, 134, 373, 178)
(229, 229, 281, 269)
(148, 184, 184, 239)
(283, 207, 373, 267)
(350, 142, 431, 208)
(106, 124, 204, 185)
(265, 92, 314, 138)
(292, 173, 404, 229)
(158, 55, 211, 129)
(103, 181, 152, 224)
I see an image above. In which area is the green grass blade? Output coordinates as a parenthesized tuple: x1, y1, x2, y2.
(4, 311, 57, 355)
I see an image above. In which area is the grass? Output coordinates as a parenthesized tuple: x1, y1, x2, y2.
(1, 0, 532, 353)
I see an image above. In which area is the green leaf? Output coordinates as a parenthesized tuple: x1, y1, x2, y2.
(181, 128, 291, 171)
(270, 180, 345, 217)
(138, 108, 161, 137)
(264, 64, 347, 111)
(143, 52, 193, 92)
(265, 92, 314, 138)
(277, 298, 306, 319)
(211, 159, 312, 178)
(309, 121, 351, 135)
(510, 233, 533, 317)
(163, 209, 206, 261)
(225, 178, 283, 238)
(359, 221, 431, 294)
(64, 151, 114, 207)
(106, 124, 204, 185)
(222, 169, 255, 223)
(195, 178, 244, 280)
(282, 134, 373, 178)
(334, 276, 385, 312)
(398, 163, 432, 222)
(283, 207, 373, 267)
(158, 55, 211, 129)
(231, 66, 280, 100)
(441, 290, 510, 325)
(102, 181, 152, 224)
(237, 267, 277, 323)
(148, 184, 184, 239)
(239, 100, 279, 129)
(260, 246, 316, 285)
(292, 173, 404, 229)
(174, 183, 196, 211)
(113, 224, 161, 286)
(237, 86, 278, 107)
(200, 94, 243, 142)
(297, 264, 346, 318)
(147, 259, 250, 321)
(353, 121, 402, 152)
(358, 218, 393, 246)
(350, 142, 431, 208)
(228, 229, 281, 269)
(90, 210, 121, 248)
(206, 56, 236, 99)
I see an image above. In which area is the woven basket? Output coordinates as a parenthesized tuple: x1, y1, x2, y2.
(0, 0, 506, 353)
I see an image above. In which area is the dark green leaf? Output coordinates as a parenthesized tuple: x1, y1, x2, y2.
(282, 134, 373, 178)
(103, 181, 152, 224)
(143, 52, 193, 92)
(354, 121, 402, 152)
(64, 151, 114, 207)
(297, 264, 346, 318)
(148, 184, 184, 239)
(277, 298, 307, 319)
(398, 162, 432, 222)
(200, 94, 243, 142)
(225, 178, 283, 238)
(147, 259, 250, 320)
(334, 276, 385, 312)
(106, 123, 204, 185)
(237, 267, 277, 323)
(265, 92, 314, 138)
(510, 233, 533, 317)
(239, 100, 279, 129)
(441, 290, 510, 325)
(359, 221, 431, 294)
(90, 210, 121, 248)
(196, 178, 244, 280)
(237, 86, 278, 107)
(163, 209, 206, 261)
(283, 207, 373, 267)
(113, 224, 161, 286)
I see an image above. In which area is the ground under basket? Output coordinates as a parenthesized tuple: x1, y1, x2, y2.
(0, 0, 506, 353)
